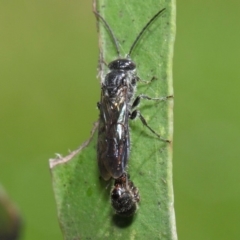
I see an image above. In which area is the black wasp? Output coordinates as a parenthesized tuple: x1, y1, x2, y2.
(111, 173, 140, 217)
(94, 7, 171, 181)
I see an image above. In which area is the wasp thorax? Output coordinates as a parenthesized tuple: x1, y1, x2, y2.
(104, 71, 126, 96)
(108, 59, 136, 71)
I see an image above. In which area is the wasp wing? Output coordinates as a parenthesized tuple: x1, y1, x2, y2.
(97, 86, 130, 180)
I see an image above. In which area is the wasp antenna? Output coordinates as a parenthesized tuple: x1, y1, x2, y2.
(128, 8, 166, 57)
(93, 10, 121, 58)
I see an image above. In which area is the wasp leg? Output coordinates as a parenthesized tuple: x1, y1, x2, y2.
(138, 76, 157, 84)
(130, 110, 170, 143)
(132, 94, 173, 109)
(97, 102, 101, 110)
(130, 94, 173, 142)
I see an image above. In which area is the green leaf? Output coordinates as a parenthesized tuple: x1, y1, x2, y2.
(50, 0, 176, 239)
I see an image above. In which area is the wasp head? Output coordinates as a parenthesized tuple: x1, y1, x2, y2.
(108, 59, 136, 71)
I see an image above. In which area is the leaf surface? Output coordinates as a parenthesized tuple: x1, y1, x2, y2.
(50, 0, 176, 239)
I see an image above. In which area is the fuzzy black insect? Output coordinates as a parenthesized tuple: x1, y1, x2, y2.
(94, 7, 171, 181)
(111, 173, 140, 217)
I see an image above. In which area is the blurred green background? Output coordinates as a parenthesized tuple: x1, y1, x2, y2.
(0, 0, 239, 240)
